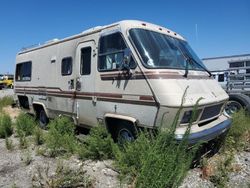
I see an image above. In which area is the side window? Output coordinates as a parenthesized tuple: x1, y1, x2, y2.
(15, 61, 32, 81)
(98, 33, 127, 71)
(218, 74, 225, 82)
(61, 57, 72, 76)
(80, 47, 91, 75)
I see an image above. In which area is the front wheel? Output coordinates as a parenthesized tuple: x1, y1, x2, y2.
(115, 122, 137, 144)
(39, 109, 49, 129)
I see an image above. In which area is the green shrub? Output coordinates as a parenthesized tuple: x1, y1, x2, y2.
(223, 110, 250, 151)
(113, 93, 201, 187)
(77, 126, 115, 160)
(0, 96, 14, 110)
(45, 116, 77, 157)
(16, 113, 36, 137)
(113, 129, 198, 187)
(33, 126, 44, 145)
(0, 113, 12, 138)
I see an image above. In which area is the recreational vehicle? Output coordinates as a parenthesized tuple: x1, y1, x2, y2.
(14, 20, 231, 143)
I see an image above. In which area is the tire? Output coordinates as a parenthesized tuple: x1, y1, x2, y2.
(224, 100, 243, 116)
(39, 109, 49, 129)
(115, 122, 136, 144)
(224, 93, 250, 116)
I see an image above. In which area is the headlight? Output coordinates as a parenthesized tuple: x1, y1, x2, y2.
(180, 109, 202, 124)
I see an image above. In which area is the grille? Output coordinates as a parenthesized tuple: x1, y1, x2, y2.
(200, 103, 223, 121)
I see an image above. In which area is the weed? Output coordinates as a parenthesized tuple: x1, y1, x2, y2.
(11, 183, 17, 188)
(21, 150, 32, 166)
(19, 135, 28, 149)
(5, 135, 14, 150)
(77, 126, 115, 160)
(223, 110, 250, 152)
(35, 147, 47, 156)
(16, 113, 36, 137)
(45, 116, 77, 157)
(0, 113, 12, 138)
(33, 126, 44, 145)
(32, 162, 92, 188)
(209, 152, 234, 188)
(0, 96, 14, 111)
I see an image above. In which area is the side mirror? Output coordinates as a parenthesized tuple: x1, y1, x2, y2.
(120, 48, 132, 71)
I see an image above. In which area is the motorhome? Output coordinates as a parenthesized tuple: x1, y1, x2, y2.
(14, 20, 231, 143)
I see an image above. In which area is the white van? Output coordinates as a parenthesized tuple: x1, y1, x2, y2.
(14, 20, 231, 143)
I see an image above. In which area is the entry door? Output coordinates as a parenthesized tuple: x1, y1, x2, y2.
(75, 41, 97, 126)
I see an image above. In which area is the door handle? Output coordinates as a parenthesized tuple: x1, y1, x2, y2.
(76, 78, 81, 91)
(92, 96, 97, 104)
(68, 79, 74, 90)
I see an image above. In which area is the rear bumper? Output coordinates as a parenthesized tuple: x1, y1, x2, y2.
(175, 119, 232, 144)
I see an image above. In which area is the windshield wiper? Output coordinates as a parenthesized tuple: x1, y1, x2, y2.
(183, 55, 212, 78)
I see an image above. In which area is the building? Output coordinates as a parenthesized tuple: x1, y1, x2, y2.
(202, 54, 250, 72)
(202, 54, 250, 89)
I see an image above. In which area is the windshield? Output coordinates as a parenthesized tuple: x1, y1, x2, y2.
(129, 28, 206, 71)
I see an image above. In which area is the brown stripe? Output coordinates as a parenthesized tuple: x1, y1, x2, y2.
(100, 71, 211, 80)
(15, 89, 155, 106)
(97, 97, 156, 106)
(76, 91, 122, 98)
(139, 95, 154, 101)
(15, 86, 62, 91)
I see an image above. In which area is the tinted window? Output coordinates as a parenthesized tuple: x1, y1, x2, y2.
(61, 57, 72, 76)
(80, 47, 91, 75)
(99, 33, 127, 71)
(246, 61, 250, 67)
(15, 61, 32, 81)
(229, 61, 244, 68)
(218, 74, 224, 82)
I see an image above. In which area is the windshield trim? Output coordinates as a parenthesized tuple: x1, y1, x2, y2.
(128, 28, 206, 72)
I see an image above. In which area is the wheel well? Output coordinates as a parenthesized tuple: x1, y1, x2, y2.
(18, 95, 30, 109)
(105, 117, 137, 139)
(33, 104, 45, 118)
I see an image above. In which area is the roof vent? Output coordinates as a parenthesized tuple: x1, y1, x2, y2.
(45, 38, 59, 44)
(82, 26, 102, 34)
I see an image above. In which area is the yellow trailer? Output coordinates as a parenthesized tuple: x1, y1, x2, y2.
(0, 75, 14, 89)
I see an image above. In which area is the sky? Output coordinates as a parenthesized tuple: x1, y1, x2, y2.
(0, 0, 249, 73)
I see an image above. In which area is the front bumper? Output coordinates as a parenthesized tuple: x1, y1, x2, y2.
(175, 118, 232, 144)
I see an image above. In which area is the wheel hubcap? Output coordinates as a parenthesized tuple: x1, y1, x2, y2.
(118, 129, 134, 143)
(224, 101, 243, 116)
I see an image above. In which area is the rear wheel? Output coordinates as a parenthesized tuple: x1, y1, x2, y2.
(39, 109, 49, 129)
(224, 100, 243, 116)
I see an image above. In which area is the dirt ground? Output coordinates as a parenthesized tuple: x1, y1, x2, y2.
(0, 106, 250, 187)
(0, 107, 122, 188)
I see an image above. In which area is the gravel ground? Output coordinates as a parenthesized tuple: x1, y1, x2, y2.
(180, 151, 250, 188)
(1, 134, 249, 188)
(0, 136, 122, 188)
(0, 89, 14, 98)
(0, 105, 249, 187)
